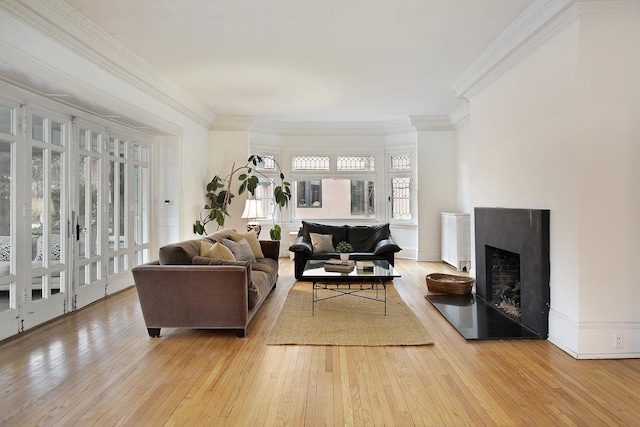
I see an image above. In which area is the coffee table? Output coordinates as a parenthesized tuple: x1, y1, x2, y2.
(302, 259, 400, 315)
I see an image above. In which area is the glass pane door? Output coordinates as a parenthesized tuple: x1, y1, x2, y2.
(73, 127, 105, 309)
(0, 121, 18, 340)
(22, 113, 68, 330)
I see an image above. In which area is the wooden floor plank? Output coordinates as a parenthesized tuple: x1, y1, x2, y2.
(1, 258, 640, 426)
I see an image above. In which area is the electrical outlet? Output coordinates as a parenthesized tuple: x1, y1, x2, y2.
(614, 334, 624, 349)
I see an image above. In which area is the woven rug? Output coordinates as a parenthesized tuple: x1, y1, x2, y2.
(266, 283, 433, 346)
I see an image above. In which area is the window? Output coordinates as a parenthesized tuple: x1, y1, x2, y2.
(296, 180, 322, 208)
(292, 156, 329, 171)
(391, 177, 411, 220)
(351, 180, 375, 215)
(389, 153, 413, 221)
(289, 154, 378, 220)
(249, 154, 280, 220)
(337, 156, 375, 171)
(391, 154, 410, 171)
(255, 177, 275, 219)
(255, 155, 276, 171)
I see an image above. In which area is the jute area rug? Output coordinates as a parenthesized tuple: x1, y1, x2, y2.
(266, 282, 434, 346)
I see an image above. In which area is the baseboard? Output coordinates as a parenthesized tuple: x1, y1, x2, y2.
(549, 308, 640, 359)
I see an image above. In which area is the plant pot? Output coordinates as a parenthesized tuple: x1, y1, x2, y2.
(340, 253, 350, 262)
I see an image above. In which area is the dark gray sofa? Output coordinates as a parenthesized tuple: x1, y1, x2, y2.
(288, 221, 401, 280)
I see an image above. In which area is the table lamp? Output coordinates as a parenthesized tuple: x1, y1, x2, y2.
(241, 199, 266, 235)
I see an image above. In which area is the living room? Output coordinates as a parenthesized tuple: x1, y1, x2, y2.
(0, 0, 638, 360)
(1, 0, 640, 424)
(1, 1, 640, 358)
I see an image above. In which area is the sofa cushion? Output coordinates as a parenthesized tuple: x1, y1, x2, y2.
(159, 239, 202, 265)
(204, 229, 235, 242)
(200, 240, 236, 261)
(310, 233, 335, 253)
(227, 230, 264, 259)
(347, 223, 390, 252)
(191, 256, 277, 310)
(302, 221, 347, 249)
(249, 271, 270, 309)
(252, 257, 278, 285)
(192, 256, 250, 268)
(222, 238, 256, 262)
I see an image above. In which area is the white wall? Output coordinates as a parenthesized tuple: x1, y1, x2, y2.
(207, 128, 252, 234)
(468, 13, 640, 358)
(415, 129, 457, 261)
(454, 115, 471, 214)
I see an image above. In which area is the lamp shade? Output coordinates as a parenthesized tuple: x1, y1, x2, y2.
(241, 199, 265, 219)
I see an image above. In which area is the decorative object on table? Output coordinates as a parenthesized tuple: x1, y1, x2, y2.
(356, 261, 375, 272)
(323, 258, 355, 272)
(335, 240, 353, 261)
(193, 155, 291, 235)
(425, 273, 474, 295)
(241, 199, 265, 235)
(266, 283, 434, 346)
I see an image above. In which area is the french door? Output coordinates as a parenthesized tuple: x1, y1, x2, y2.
(0, 93, 152, 341)
(72, 122, 152, 308)
(0, 100, 20, 340)
(73, 124, 106, 309)
(21, 110, 69, 330)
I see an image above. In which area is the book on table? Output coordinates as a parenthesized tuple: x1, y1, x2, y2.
(356, 261, 375, 272)
(324, 259, 355, 272)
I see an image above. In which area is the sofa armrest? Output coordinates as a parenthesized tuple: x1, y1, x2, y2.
(373, 237, 402, 255)
(289, 236, 312, 255)
(259, 240, 280, 260)
(132, 263, 250, 327)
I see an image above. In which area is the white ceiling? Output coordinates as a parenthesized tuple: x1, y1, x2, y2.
(64, 0, 534, 121)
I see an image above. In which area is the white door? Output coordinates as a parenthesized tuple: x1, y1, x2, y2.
(73, 125, 107, 309)
(0, 94, 153, 341)
(0, 101, 19, 341)
(21, 110, 69, 331)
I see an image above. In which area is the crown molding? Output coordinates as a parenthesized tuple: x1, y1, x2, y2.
(452, 0, 577, 100)
(449, 103, 470, 128)
(0, 0, 216, 128)
(453, 0, 640, 101)
(250, 117, 416, 136)
(212, 116, 256, 131)
(409, 115, 454, 132)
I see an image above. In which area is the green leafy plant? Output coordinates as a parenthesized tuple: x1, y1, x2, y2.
(269, 224, 282, 240)
(336, 241, 353, 253)
(193, 155, 291, 236)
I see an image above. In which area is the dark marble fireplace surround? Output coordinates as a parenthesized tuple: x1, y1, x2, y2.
(427, 207, 550, 340)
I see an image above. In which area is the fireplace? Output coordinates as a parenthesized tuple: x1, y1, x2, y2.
(427, 207, 550, 340)
(487, 246, 522, 319)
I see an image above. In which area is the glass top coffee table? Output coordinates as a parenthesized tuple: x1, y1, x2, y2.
(302, 259, 401, 315)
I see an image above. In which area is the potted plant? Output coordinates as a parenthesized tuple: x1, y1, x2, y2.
(193, 155, 291, 237)
(336, 241, 353, 261)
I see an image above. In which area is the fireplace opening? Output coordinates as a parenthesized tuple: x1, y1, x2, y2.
(487, 246, 521, 320)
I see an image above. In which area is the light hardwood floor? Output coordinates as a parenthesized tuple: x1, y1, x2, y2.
(1, 258, 639, 426)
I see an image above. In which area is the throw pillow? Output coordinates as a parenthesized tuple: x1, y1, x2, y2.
(227, 230, 265, 259)
(310, 233, 335, 253)
(200, 240, 236, 261)
(221, 238, 256, 262)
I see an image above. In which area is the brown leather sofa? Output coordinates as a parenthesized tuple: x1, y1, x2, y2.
(288, 221, 401, 280)
(131, 229, 279, 338)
